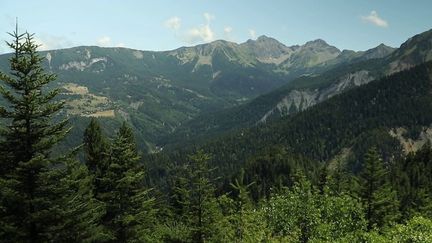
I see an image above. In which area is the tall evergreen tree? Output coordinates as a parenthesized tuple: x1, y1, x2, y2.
(40, 157, 111, 242)
(0, 27, 104, 242)
(0, 26, 69, 241)
(317, 163, 329, 194)
(327, 159, 357, 196)
(358, 147, 400, 230)
(228, 170, 268, 242)
(173, 150, 222, 243)
(99, 122, 156, 242)
(83, 118, 109, 198)
(83, 118, 108, 175)
(396, 142, 432, 219)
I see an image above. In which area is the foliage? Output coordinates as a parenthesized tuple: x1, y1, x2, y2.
(0, 28, 104, 242)
(93, 122, 157, 242)
(169, 150, 223, 242)
(358, 147, 400, 230)
(386, 216, 432, 243)
(40, 157, 111, 242)
(2, 28, 432, 242)
(264, 176, 366, 242)
(150, 61, 432, 188)
(393, 142, 432, 220)
(0, 28, 66, 241)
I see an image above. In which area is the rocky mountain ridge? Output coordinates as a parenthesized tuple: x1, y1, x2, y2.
(0, 33, 407, 151)
(165, 28, 432, 147)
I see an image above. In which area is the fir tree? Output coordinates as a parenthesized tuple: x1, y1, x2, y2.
(0, 26, 68, 241)
(83, 118, 108, 198)
(317, 163, 328, 194)
(83, 118, 108, 175)
(397, 142, 432, 219)
(99, 122, 156, 242)
(173, 150, 222, 243)
(229, 170, 267, 242)
(40, 157, 111, 242)
(358, 147, 400, 230)
(327, 159, 357, 196)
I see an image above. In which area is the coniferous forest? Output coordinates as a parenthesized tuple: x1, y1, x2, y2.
(1, 19, 432, 243)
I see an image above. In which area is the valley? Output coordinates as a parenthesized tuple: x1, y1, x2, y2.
(1, 2, 432, 240)
(0, 32, 408, 152)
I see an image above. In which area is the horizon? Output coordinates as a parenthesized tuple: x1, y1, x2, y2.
(1, 1, 432, 54)
(0, 30, 425, 55)
(1, 1, 432, 242)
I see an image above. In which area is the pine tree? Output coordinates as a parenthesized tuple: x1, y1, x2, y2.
(358, 147, 400, 230)
(0, 27, 104, 242)
(327, 159, 357, 196)
(99, 122, 156, 242)
(83, 118, 108, 175)
(83, 118, 108, 197)
(229, 170, 267, 242)
(173, 150, 222, 243)
(397, 142, 432, 219)
(40, 157, 111, 242)
(0, 26, 69, 241)
(317, 163, 328, 194)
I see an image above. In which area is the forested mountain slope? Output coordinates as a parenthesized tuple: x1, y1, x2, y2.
(150, 61, 432, 181)
(167, 29, 432, 147)
(0, 36, 395, 151)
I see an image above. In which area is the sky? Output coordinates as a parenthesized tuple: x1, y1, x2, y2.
(1, 0, 432, 54)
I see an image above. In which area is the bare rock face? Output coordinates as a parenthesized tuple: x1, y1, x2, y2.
(318, 70, 374, 100)
(389, 127, 432, 154)
(256, 27, 432, 124)
(59, 57, 108, 72)
(259, 70, 374, 123)
(259, 89, 318, 123)
(386, 29, 432, 74)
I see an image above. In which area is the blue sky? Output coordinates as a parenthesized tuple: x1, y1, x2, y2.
(1, 0, 431, 54)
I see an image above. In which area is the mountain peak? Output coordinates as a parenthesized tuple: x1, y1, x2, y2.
(387, 28, 432, 72)
(402, 29, 432, 48)
(377, 43, 388, 48)
(256, 35, 274, 42)
(360, 43, 395, 60)
(304, 39, 329, 47)
(208, 39, 233, 45)
(301, 39, 341, 57)
(241, 35, 291, 60)
(245, 35, 282, 45)
(194, 39, 237, 49)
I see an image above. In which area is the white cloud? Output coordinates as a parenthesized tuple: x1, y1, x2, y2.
(34, 34, 76, 51)
(361, 10, 388, 28)
(96, 36, 112, 46)
(185, 25, 214, 43)
(223, 26, 234, 41)
(249, 29, 257, 39)
(184, 13, 215, 44)
(165, 16, 181, 31)
(95, 36, 124, 47)
(224, 26, 233, 34)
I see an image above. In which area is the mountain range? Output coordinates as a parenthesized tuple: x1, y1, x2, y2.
(165, 29, 432, 147)
(1, 29, 432, 152)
